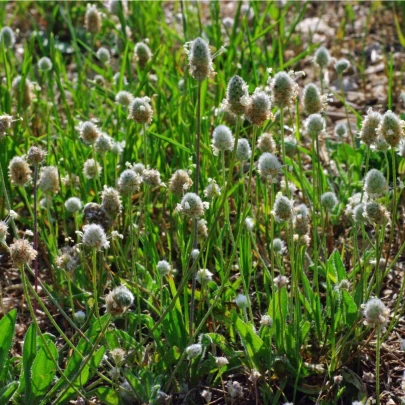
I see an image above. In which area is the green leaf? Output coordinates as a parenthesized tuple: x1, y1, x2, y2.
(0, 309, 17, 384)
(231, 311, 271, 372)
(0, 381, 19, 405)
(89, 387, 120, 405)
(342, 290, 358, 327)
(22, 324, 37, 402)
(30, 340, 58, 403)
(162, 307, 187, 350)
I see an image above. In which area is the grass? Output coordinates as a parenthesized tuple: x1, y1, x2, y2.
(0, 1, 405, 405)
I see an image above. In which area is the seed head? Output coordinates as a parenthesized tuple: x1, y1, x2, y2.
(273, 194, 293, 222)
(197, 219, 208, 238)
(360, 108, 381, 146)
(196, 268, 213, 284)
(236, 138, 251, 161)
(372, 136, 390, 152)
(211, 125, 234, 155)
(305, 113, 326, 137)
(235, 293, 249, 309)
(118, 169, 142, 195)
(274, 275, 289, 289)
(321, 192, 338, 212)
(246, 89, 273, 126)
(9, 239, 37, 266)
(176, 193, 208, 218)
(37, 57, 52, 72)
(134, 42, 152, 69)
(258, 152, 281, 180)
(132, 163, 145, 175)
(221, 75, 250, 116)
(85, 4, 102, 34)
(38, 166, 59, 194)
(363, 169, 387, 198)
(27, 146, 46, 165)
(0, 27, 15, 48)
(157, 260, 171, 277)
(95, 133, 113, 155)
(334, 122, 347, 138)
(0, 114, 14, 139)
(334, 58, 350, 75)
(314, 46, 330, 69)
(12, 76, 34, 108)
(244, 217, 254, 231)
(83, 158, 102, 179)
(185, 343, 202, 360)
(9, 156, 32, 187)
(82, 223, 109, 249)
(269, 71, 299, 109)
(128, 97, 153, 124)
(257, 132, 276, 153)
(97, 47, 110, 64)
(363, 201, 390, 225)
(302, 83, 326, 115)
(169, 169, 193, 195)
(363, 297, 389, 329)
(65, 197, 83, 213)
(101, 186, 122, 219)
(94, 75, 105, 86)
(79, 121, 100, 145)
(115, 90, 133, 107)
(106, 285, 134, 316)
(142, 168, 164, 187)
(0, 221, 9, 244)
(185, 37, 214, 81)
(377, 110, 404, 147)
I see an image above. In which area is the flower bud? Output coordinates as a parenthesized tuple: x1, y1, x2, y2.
(305, 113, 326, 137)
(83, 158, 102, 179)
(95, 133, 113, 154)
(185, 37, 214, 81)
(169, 169, 193, 195)
(314, 46, 330, 69)
(27, 146, 46, 165)
(157, 260, 171, 277)
(235, 293, 249, 309)
(106, 285, 134, 316)
(118, 169, 142, 195)
(360, 108, 381, 146)
(79, 121, 100, 145)
(363, 297, 389, 329)
(134, 42, 152, 69)
(377, 110, 404, 147)
(176, 193, 208, 218)
(97, 47, 110, 64)
(221, 75, 250, 116)
(211, 125, 234, 155)
(37, 57, 53, 72)
(302, 83, 325, 115)
(0, 27, 15, 48)
(257, 132, 276, 153)
(269, 71, 298, 108)
(363, 169, 387, 198)
(82, 223, 109, 249)
(273, 194, 293, 222)
(246, 89, 273, 126)
(334, 58, 350, 75)
(85, 4, 102, 34)
(236, 138, 251, 161)
(101, 186, 122, 219)
(320, 192, 338, 212)
(257, 152, 281, 180)
(115, 90, 133, 107)
(65, 197, 83, 213)
(12, 76, 34, 108)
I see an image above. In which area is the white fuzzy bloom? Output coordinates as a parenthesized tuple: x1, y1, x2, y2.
(258, 152, 281, 180)
(235, 293, 249, 309)
(236, 138, 252, 161)
(82, 224, 109, 250)
(74, 310, 86, 324)
(185, 343, 202, 359)
(97, 47, 110, 64)
(244, 217, 254, 231)
(211, 125, 234, 155)
(215, 356, 229, 368)
(65, 197, 83, 213)
(260, 314, 273, 327)
(191, 249, 200, 260)
(362, 297, 389, 329)
(176, 193, 208, 218)
(83, 158, 102, 179)
(196, 268, 213, 284)
(157, 260, 171, 277)
(227, 381, 243, 399)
